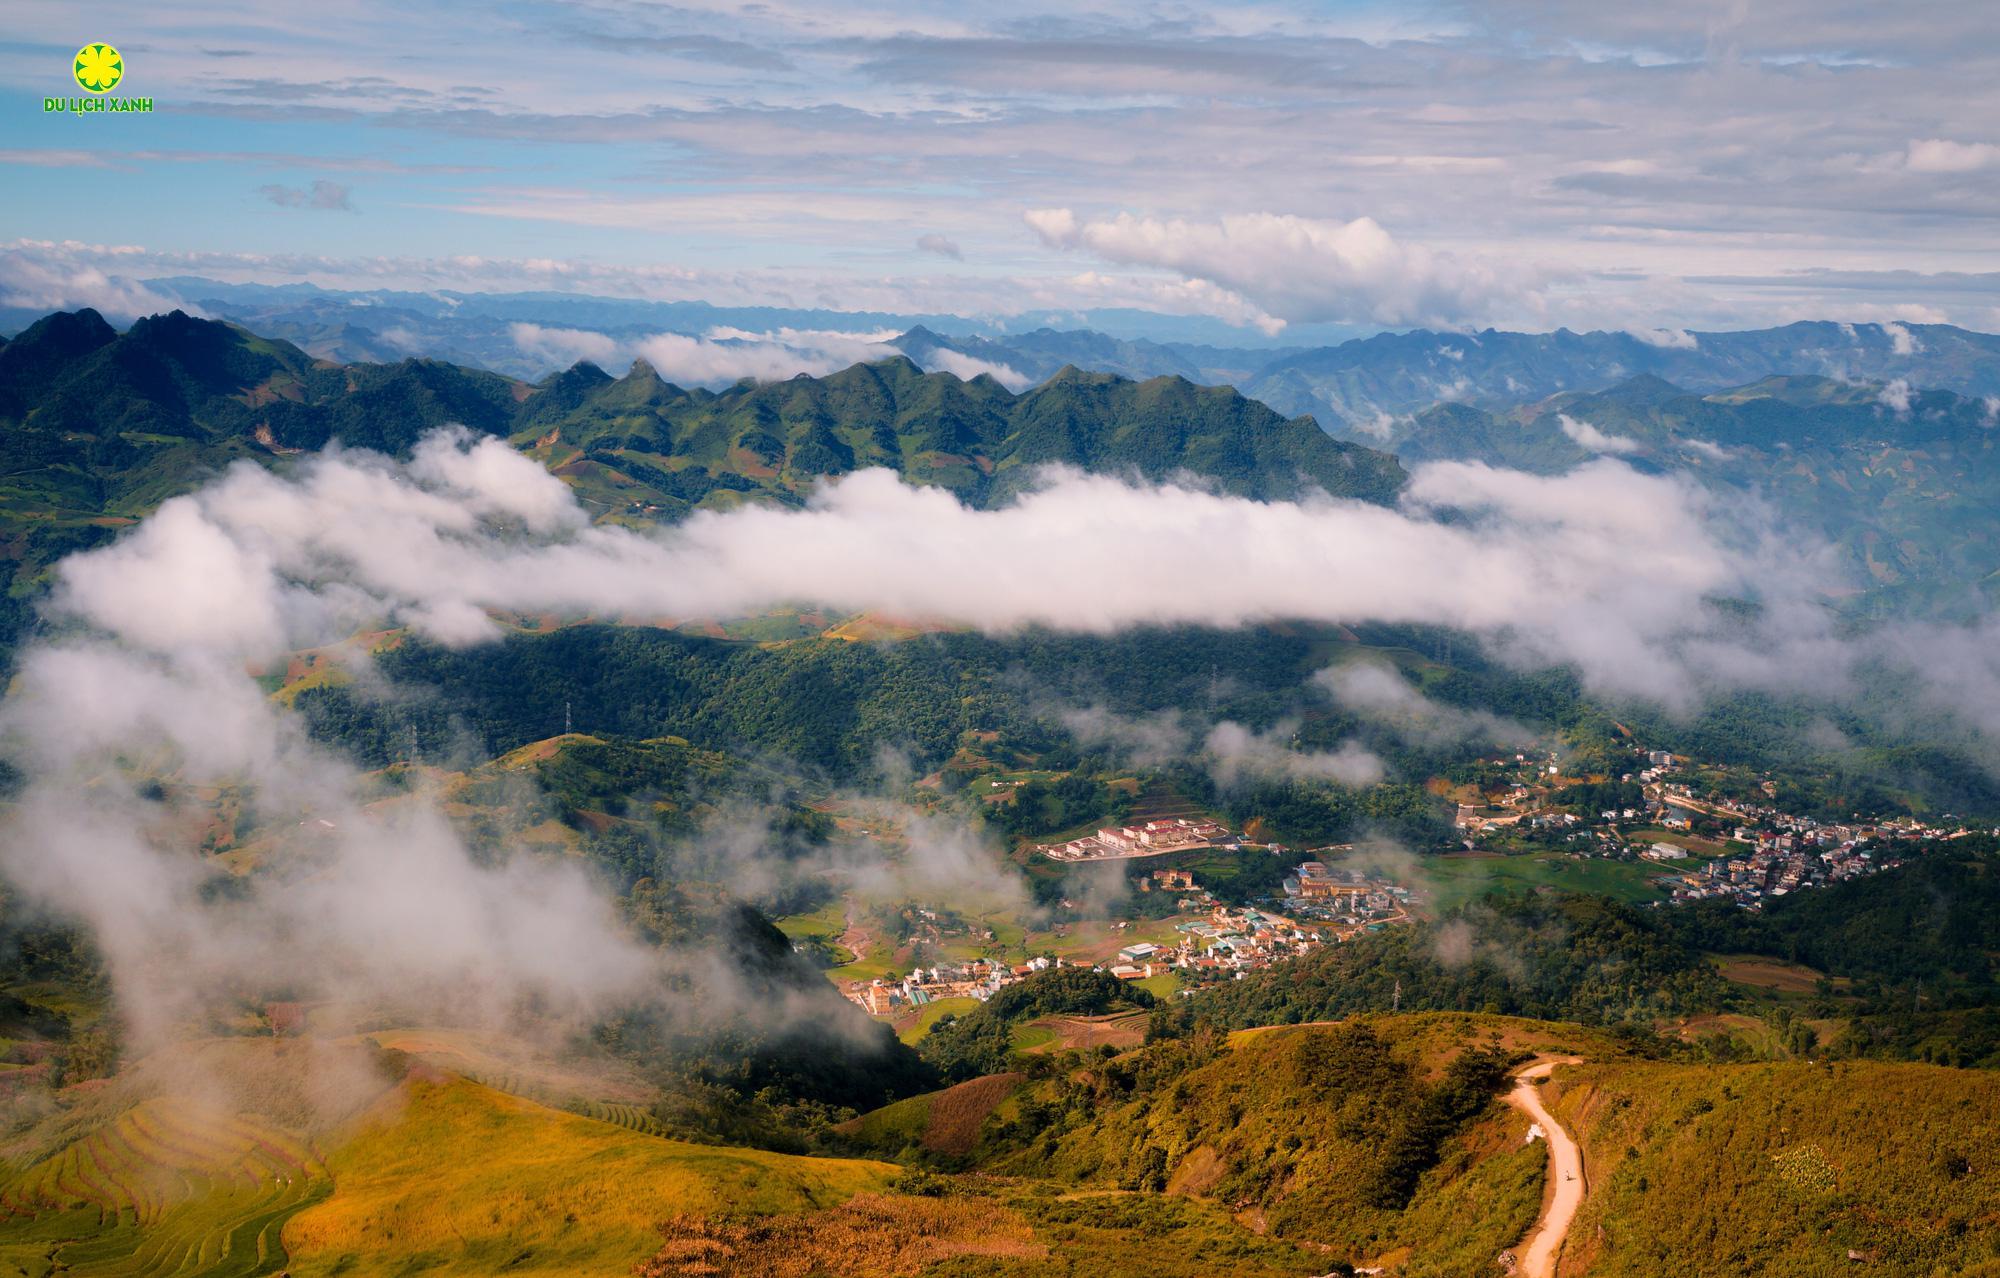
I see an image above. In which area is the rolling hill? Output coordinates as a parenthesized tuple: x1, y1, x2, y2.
(831, 1011, 2000, 1277)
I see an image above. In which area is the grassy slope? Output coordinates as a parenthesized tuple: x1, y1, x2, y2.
(1547, 1058, 2000, 1277)
(1423, 850, 1677, 909)
(0, 1099, 329, 1278)
(0, 1070, 895, 1278)
(283, 1079, 895, 1277)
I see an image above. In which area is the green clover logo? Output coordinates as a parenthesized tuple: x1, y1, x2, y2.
(74, 43, 123, 94)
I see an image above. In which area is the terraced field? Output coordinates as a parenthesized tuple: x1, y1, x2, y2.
(0, 1099, 328, 1277)
(568, 1099, 670, 1137)
(284, 1079, 898, 1276)
(0, 1078, 897, 1278)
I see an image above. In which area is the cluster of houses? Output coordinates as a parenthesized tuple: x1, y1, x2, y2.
(1657, 815, 1969, 907)
(1168, 904, 1329, 979)
(1638, 772, 1986, 908)
(1439, 741, 1998, 915)
(1663, 839, 1898, 907)
(838, 893, 1349, 1015)
(1039, 816, 1233, 862)
(1281, 860, 1415, 934)
(844, 954, 1057, 1016)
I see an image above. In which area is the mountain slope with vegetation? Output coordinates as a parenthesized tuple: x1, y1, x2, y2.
(0, 308, 1402, 660)
(1545, 1056, 2000, 1277)
(1367, 373, 2000, 614)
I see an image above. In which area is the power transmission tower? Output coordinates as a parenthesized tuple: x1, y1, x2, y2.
(1392, 978, 1402, 1014)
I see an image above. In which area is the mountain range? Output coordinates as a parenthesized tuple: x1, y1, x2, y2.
(908, 320, 2000, 430)
(1392, 372, 2000, 615)
(2, 304, 2000, 1276)
(0, 308, 1400, 654)
(6, 306, 2000, 638)
(23, 282, 2000, 437)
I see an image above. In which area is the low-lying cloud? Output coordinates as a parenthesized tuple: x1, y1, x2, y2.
(1026, 208, 1549, 331)
(1315, 661, 1537, 751)
(47, 434, 1849, 713)
(502, 319, 1028, 388)
(1557, 412, 1639, 454)
(18, 426, 2000, 1053)
(0, 246, 187, 322)
(1203, 721, 1385, 788)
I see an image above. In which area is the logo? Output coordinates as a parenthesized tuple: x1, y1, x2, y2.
(73, 43, 122, 94)
(46, 42, 151, 115)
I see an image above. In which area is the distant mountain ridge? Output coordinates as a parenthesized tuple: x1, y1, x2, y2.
(1391, 372, 2000, 614)
(0, 308, 1403, 656)
(7, 305, 1999, 631)
(40, 282, 2000, 433)
(909, 320, 2000, 430)
(530, 354, 1402, 516)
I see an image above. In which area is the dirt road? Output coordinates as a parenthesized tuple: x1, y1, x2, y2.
(1504, 1057, 1585, 1278)
(837, 905, 869, 964)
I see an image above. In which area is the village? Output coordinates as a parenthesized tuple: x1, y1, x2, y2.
(838, 736, 1986, 1021)
(1037, 815, 1235, 862)
(1454, 745, 1986, 910)
(839, 858, 1413, 1016)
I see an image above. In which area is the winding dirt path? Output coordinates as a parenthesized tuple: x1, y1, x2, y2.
(1504, 1057, 1585, 1278)
(837, 904, 870, 964)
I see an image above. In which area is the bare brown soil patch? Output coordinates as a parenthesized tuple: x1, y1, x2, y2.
(1025, 1010, 1149, 1053)
(920, 1073, 1023, 1155)
(1167, 1143, 1224, 1196)
(1715, 955, 1842, 995)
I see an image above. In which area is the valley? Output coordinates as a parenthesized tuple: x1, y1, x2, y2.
(0, 307, 1994, 1277)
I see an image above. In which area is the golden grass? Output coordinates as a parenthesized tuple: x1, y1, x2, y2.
(1548, 1058, 2000, 1276)
(282, 1079, 896, 1277)
(0, 1095, 330, 1277)
(633, 1192, 1046, 1277)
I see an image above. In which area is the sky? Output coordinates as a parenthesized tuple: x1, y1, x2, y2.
(3, 0, 1999, 339)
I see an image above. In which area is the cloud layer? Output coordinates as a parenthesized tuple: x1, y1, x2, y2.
(10, 0, 2000, 336)
(501, 319, 1029, 387)
(1028, 209, 1550, 331)
(18, 425, 2000, 1051)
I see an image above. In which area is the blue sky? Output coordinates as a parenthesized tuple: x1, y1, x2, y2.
(2, 0, 1998, 338)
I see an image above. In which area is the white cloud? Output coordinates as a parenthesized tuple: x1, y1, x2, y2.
(509, 320, 1025, 387)
(1683, 438, 1730, 460)
(46, 435, 1819, 713)
(912, 347, 1031, 389)
(1057, 705, 1196, 767)
(0, 246, 185, 322)
(1557, 413, 1640, 454)
(915, 233, 964, 260)
(1202, 721, 1385, 788)
(1881, 321, 1921, 356)
(1314, 661, 1535, 749)
(1025, 208, 1547, 330)
(1629, 326, 1697, 349)
(1878, 377, 1913, 414)
(1904, 138, 2000, 173)
(633, 326, 899, 384)
(259, 180, 355, 211)
(508, 321, 621, 367)
(1350, 411, 1402, 440)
